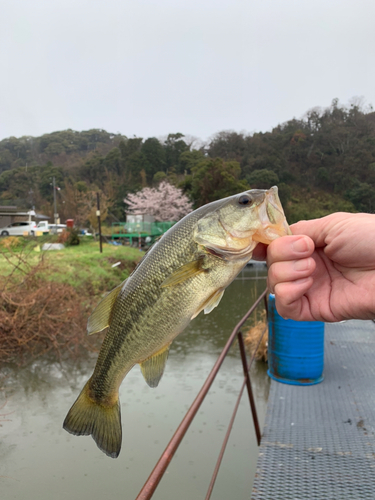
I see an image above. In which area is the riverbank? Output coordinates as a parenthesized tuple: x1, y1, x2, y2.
(0, 236, 142, 364)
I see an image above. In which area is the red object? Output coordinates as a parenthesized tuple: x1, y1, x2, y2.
(66, 219, 74, 228)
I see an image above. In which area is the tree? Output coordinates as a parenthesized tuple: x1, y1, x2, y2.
(124, 181, 193, 221)
(208, 130, 246, 161)
(63, 183, 109, 234)
(246, 169, 279, 189)
(186, 158, 249, 207)
(141, 138, 166, 181)
(119, 137, 143, 159)
(346, 182, 375, 213)
(164, 133, 189, 173)
(103, 147, 122, 176)
(38, 163, 65, 200)
(153, 171, 167, 184)
(178, 149, 206, 175)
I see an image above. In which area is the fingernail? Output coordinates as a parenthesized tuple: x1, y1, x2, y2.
(292, 237, 308, 253)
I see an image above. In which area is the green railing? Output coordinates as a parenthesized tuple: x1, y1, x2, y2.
(111, 221, 176, 244)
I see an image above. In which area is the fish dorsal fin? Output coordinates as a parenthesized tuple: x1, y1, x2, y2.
(161, 257, 206, 288)
(140, 344, 171, 388)
(87, 281, 125, 335)
(191, 288, 225, 319)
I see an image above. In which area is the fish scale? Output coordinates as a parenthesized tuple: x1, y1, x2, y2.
(63, 186, 290, 458)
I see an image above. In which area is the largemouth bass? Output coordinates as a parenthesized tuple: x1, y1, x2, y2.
(63, 186, 290, 458)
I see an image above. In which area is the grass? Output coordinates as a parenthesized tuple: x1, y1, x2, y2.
(0, 236, 142, 297)
(42, 239, 141, 294)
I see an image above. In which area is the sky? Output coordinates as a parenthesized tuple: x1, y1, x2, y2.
(1, 0, 375, 142)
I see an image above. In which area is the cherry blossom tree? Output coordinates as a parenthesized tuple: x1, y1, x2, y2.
(124, 181, 193, 221)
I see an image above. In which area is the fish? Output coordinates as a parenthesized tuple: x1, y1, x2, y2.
(63, 186, 290, 458)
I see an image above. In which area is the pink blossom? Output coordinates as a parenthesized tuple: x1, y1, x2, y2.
(124, 181, 193, 221)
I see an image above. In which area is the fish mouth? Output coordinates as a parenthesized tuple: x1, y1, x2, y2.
(252, 186, 291, 244)
(205, 237, 257, 260)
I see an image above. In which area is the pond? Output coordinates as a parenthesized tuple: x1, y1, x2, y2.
(0, 265, 270, 500)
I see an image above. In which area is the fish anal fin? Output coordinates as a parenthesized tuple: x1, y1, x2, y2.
(161, 258, 206, 288)
(140, 344, 171, 388)
(191, 288, 225, 319)
(87, 280, 125, 335)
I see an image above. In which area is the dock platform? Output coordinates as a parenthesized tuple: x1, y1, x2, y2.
(252, 320, 375, 499)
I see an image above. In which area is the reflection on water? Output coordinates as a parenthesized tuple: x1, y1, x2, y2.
(0, 266, 269, 500)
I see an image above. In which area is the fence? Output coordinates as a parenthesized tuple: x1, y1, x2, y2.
(112, 221, 175, 238)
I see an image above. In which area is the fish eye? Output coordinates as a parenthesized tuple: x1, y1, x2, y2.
(238, 195, 252, 206)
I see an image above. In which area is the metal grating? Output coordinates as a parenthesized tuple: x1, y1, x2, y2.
(252, 320, 375, 499)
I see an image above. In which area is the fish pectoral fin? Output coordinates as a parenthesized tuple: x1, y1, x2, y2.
(161, 258, 207, 288)
(87, 280, 125, 335)
(140, 344, 171, 388)
(191, 288, 225, 319)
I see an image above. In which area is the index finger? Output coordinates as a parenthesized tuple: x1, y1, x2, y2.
(267, 235, 315, 266)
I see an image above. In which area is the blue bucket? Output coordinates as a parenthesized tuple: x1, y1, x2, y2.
(267, 294, 324, 385)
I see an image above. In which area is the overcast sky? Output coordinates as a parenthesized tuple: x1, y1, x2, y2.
(1, 0, 375, 142)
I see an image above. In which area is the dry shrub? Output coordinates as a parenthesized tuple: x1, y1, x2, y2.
(244, 310, 268, 363)
(57, 230, 70, 244)
(0, 249, 94, 364)
(57, 229, 80, 246)
(0, 237, 20, 250)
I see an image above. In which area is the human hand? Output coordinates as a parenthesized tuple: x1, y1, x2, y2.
(255, 212, 375, 322)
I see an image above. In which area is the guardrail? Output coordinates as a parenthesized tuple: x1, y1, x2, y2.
(136, 289, 269, 500)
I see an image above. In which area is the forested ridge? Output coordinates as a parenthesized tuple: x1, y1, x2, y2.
(1, 98, 374, 226)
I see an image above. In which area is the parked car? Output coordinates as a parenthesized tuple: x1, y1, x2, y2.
(37, 221, 67, 234)
(0, 221, 37, 236)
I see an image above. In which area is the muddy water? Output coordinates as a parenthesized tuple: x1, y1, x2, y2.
(0, 266, 270, 500)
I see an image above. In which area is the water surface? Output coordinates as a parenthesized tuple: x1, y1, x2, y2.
(0, 266, 270, 500)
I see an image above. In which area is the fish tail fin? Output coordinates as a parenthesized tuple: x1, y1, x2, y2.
(63, 380, 122, 458)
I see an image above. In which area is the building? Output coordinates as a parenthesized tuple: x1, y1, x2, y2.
(0, 206, 50, 228)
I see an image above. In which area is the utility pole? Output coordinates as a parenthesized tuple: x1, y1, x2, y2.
(97, 192, 102, 253)
(28, 188, 34, 210)
(53, 176, 58, 230)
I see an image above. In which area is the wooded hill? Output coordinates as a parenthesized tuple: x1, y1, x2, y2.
(1, 98, 374, 226)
